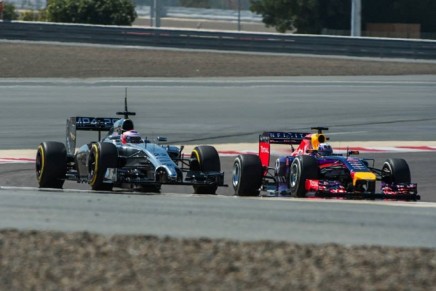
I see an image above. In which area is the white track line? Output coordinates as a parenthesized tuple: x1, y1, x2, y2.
(1, 143, 436, 164)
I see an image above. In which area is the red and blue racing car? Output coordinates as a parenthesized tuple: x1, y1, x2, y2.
(232, 127, 419, 201)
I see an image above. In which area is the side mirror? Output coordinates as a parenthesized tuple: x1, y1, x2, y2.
(157, 136, 167, 142)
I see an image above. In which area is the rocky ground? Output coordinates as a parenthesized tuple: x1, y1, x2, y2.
(1, 230, 436, 291)
(1, 41, 436, 290)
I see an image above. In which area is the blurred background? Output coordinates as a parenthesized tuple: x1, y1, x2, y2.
(2, 0, 435, 39)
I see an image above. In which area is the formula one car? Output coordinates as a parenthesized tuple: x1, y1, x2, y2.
(36, 97, 226, 194)
(232, 127, 419, 201)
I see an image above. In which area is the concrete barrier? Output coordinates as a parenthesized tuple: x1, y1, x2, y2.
(1, 21, 436, 60)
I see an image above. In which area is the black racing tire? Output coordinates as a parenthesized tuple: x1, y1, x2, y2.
(289, 155, 319, 197)
(232, 154, 263, 196)
(88, 142, 118, 191)
(190, 145, 221, 194)
(35, 141, 67, 189)
(381, 158, 411, 184)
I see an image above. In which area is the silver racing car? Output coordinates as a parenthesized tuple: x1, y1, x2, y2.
(36, 97, 226, 194)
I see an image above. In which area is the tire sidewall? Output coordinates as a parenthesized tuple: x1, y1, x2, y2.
(232, 156, 243, 192)
(290, 155, 318, 197)
(232, 154, 263, 196)
(191, 145, 220, 172)
(191, 145, 221, 194)
(89, 142, 118, 191)
(382, 158, 411, 184)
(36, 144, 46, 184)
(89, 143, 101, 188)
(289, 157, 303, 197)
(36, 141, 67, 188)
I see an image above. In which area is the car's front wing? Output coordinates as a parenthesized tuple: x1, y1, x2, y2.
(306, 191, 420, 201)
(261, 179, 420, 201)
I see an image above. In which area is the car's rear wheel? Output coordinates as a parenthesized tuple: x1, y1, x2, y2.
(88, 142, 118, 191)
(381, 158, 411, 184)
(36, 141, 67, 189)
(190, 145, 220, 194)
(233, 154, 263, 196)
(289, 155, 319, 197)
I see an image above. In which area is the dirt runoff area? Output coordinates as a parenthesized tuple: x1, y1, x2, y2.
(1, 41, 436, 290)
(0, 41, 436, 78)
(1, 230, 435, 290)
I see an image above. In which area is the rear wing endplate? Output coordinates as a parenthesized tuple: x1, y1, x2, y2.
(66, 117, 119, 155)
(258, 131, 310, 168)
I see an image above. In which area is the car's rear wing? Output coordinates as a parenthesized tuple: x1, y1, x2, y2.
(260, 131, 309, 144)
(66, 117, 119, 155)
(259, 131, 310, 168)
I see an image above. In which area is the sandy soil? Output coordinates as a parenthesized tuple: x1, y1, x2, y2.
(1, 42, 436, 78)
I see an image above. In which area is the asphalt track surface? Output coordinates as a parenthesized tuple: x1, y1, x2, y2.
(1, 76, 436, 247)
(1, 75, 436, 148)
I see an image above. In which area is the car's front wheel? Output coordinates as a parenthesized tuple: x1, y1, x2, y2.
(190, 145, 220, 194)
(88, 142, 118, 191)
(289, 155, 319, 197)
(232, 154, 263, 196)
(381, 158, 411, 184)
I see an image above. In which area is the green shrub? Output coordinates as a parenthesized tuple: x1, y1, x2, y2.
(46, 0, 137, 25)
(2, 2, 19, 21)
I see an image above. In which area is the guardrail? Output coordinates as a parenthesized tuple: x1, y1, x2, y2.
(1, 21, 436, 60)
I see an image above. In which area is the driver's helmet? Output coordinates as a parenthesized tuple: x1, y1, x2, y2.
(121, 130, 142, 144)
(318, 143, 333, 156)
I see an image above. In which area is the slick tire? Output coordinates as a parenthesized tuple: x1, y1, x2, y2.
(381, 158, 411, 184)
(190, 145, 220, 194)
(88, 142, 118, 191)
(232, 154, 263, 196)
(289, 155, 319, 197)
(36, 141, 67, 189)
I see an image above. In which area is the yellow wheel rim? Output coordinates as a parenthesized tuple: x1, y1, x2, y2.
(89, 144, 99, 186)
(192, 149, 201, 166)
(36, 145, 45, 182)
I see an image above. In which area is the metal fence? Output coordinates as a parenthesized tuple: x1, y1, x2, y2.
(1, 21, 436, 60)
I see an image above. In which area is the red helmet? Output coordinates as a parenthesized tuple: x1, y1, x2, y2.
(121, 130, 142, 144)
